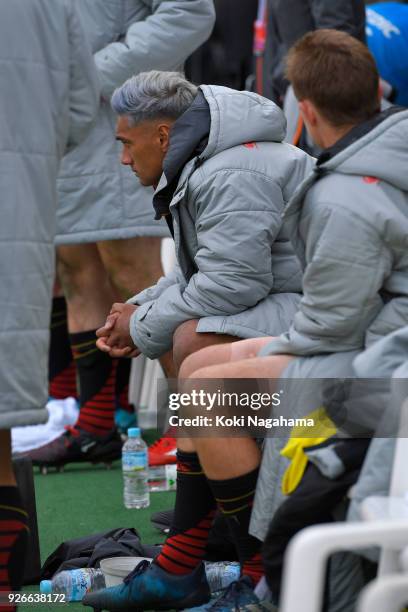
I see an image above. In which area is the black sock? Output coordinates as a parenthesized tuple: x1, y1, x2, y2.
(208, 468, 263, 585)
(115, 358, 134, 414)
(49, 297, 77, 399)
(155, 452, 216, 575)
(0, 487, 29, 610)
(70, 330, 117, 436)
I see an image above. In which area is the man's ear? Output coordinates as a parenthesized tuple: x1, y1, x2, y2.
(158, 123, 172, 153)
(299, 99, 317, 127)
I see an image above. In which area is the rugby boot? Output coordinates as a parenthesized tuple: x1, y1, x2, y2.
(148, 435, 177, 466)
(82, 559, 211, 611)
(20, 426, 122, 474)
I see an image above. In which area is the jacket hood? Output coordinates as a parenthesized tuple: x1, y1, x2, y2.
(153, 90, 210, 223)
(318, 107, 408, 191)
(199, 85, 287, 158)
(153, 86, 287, 221)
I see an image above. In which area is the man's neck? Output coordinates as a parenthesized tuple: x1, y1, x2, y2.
(319, 123, 357, 149)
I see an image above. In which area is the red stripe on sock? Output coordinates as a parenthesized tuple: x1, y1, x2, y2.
(174, 534, 207, 550)
(155, 505, 215, 576)
(187, 527, 209, 538)
(75, 362, 117, 434)
(0, 522, 25, 534)
(156, 554, 194, 575)
(177, 462, 197, 473)
(80, 403, 115, 412)
(0, 525, 23, 612)
(76, 414, 113, 430)
(79, 411, 113, 422)
(81, 400, 115, 408)
(82, 414, 114, 422)
(49, 362, 77, 399)
(162, 546, 199, 568)
(55, 385, 76, 394)
(165, 540, 204, 559)
(242, 553, 263, 586)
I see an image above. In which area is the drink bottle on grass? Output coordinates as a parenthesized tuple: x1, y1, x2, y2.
(204, 562, 241, 592)
(40, 568, 105, 601)
(122, 427, 150, 509)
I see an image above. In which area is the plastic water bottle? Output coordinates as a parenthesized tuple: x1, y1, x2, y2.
(204, 562, 241, 592)
(122, 427, 150, 509)
(40, 568, 105, 602)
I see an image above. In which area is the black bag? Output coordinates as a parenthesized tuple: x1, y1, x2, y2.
(13, 457, 41, 585)
(41, 528, 162, 579)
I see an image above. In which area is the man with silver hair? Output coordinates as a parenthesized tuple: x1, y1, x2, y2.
(84, 71, 314, 611)
(96, 71, 314, 368)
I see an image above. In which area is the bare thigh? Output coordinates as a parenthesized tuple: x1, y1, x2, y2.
(193, 353, 294, 380)
(97, 236, 163, 300)
(179, 336, 276, 379)
(177, 353, 294, 453)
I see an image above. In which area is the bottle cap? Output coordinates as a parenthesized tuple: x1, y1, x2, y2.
(40, 580, 52, 594)
(127, 427, 141, 438)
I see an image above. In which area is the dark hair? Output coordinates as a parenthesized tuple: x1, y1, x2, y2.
(286, 29, 380, 127)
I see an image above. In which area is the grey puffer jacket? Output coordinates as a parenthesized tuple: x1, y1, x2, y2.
(0, 0, 99, 429)
(262, 108, 408, 359)
(128, 86, 314, 359)
(56, 0, 215, 244)
(347, 327, 408, 556)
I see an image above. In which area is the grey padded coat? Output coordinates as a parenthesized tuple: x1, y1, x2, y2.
(128, 86, 314, 359)
(262, 108, 408, 358)
(56, 0, 215, 244)
(348, 327, 408, 560)
(0, 0, 99, 429)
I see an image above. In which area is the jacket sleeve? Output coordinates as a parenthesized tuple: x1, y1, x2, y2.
(130, 170, 285, 358)
(127, 265, 183, 305)
(94, 0, 215, 100)
(310, 0, 366, 40)
(65, 3, 100, 152)
(353, 326, 408, 378)
(263, 204, 392, 357)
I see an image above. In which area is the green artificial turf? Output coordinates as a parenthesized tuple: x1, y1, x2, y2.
(21, 431, 175, 612)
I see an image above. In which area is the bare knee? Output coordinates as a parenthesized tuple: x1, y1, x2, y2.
(178, 345, 215, 380)
(173, 320, 200, 374)
(177, 438, 196, 453)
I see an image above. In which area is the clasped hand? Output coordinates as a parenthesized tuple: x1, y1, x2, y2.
(96, 303, 140, 358)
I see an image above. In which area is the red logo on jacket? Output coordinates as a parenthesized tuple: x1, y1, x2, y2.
(363, 176, 380, 184)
